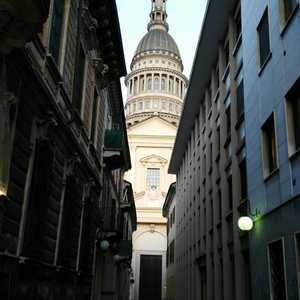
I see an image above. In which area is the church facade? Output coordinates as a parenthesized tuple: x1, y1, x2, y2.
(124, 1, 187, 299)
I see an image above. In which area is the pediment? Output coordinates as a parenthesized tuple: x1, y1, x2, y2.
(140, 154, 168, 167)
(127, 116, 177, 137)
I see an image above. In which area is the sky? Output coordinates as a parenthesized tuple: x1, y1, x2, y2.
(116, 0, 208, 100)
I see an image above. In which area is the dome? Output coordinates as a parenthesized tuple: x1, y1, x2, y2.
(135, 29, 181, 58)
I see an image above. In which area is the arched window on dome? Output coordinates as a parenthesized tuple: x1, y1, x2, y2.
(147, 78, 152, 91)
(169, 77, 174, 93)
(161, 78, 166, 91)
(154, 77, 160, 91)
(140, 77, 145, 92)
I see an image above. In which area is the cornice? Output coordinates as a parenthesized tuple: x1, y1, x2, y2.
(126, 93, 184, 104)
(125, 66, 188, 85)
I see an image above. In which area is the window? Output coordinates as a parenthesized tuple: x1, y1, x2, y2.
(285, 78, 300, 155)
(72, 45, 86, 115)
(215, 65, 220, 91)
(201, 101, 206, 126)
(257, 9, 271, 68)
(169, 240, 175, 264)
(227, 175, 233, 211)
(239, 159, 248, 200)
(90, 87, 99, 144)
(262, 114, 278, 176)
(154, 77, 160, 90)
(140, 78, 145, 91)
(268, 240, 287, 300)
(216, 126, 221, 156)
(169, 103, 174, 112)
(138, 102, 143, 110)
(133, 103, 136, 112)
(226, 106, 231, 137)
(224, 38, 230, 69)
(146, 168, 160, 190)
(22, 140, 54, 259)
(234, 4, 242, 40)
(161, 78, 166, 90)
(147, 78, 152, 90)
(280, 0, 298, 25)
(169, 78, 174, 93)
(218, 188, 222, 220)
(49, 0, 65, 63)
(296, 233, 300, 296)
(237, 79, 245, 118)
(200, 266, 207, 300)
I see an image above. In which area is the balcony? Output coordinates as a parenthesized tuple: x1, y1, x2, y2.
(0, 0, 50, 54)
(103, 129, 126, 170)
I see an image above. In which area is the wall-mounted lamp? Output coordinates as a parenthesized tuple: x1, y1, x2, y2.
(237, 209, 260, 231)
(99, 240, 110, 251)
(0, 187, 7, 197)
(238, 216, 254, 231)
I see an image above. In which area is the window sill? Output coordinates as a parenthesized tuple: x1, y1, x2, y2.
(235, 113, 245, 129)
(208, 109, 212, 120)
(280, 4, 299, 37)
(237, 198, 248, 212)
(235, 138, 246, 155)
(224, 158, 232, 171)
(263, 167, 279, 182)
(258, 52, 272, 77)
(289, 147, 300, 161)
(222, 64, 230, 82)
(225, 210, 233, 221)
(213, 89, 220, 102)
(233, 34, 242, 57)
(224, 135, 231, 148)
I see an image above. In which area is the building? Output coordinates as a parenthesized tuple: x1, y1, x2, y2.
(163, 183, 176, 300)
(124, 1, 187, 299)
(0, 1, 135, 299)
(169, 0, 300, 300)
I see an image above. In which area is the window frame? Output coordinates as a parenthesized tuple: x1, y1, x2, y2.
(257, 8, 272, 72)
(261, 113, 279, 179)
(267, 238, 288, 300)
(48, 0, 70, 71)
(295, 231, 300, 299)
(285, 77, 300, 157)
(279, 0, 299, 31)
(146, 168, 160, 191)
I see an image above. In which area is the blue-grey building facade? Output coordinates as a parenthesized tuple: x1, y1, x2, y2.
(169, 0, 300, 299)
(242, 1, 300, 299)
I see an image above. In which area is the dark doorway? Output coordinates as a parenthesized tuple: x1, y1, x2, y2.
(139, 255, 162, 300)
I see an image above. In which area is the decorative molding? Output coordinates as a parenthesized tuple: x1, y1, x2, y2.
(140, 154, 168, 167)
